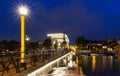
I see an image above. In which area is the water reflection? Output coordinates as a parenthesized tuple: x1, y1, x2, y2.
(79, 55, 120, 76)
(92, 56, 96, 71)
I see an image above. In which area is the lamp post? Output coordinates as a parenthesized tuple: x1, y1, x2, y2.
(26, 34, 30, 41)
(26, 34, 30, 53)
(19, 4, 28, 69)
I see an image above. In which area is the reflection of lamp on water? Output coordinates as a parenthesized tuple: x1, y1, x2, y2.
(19, 4, 28, 69)
(92, 56, 96, 71)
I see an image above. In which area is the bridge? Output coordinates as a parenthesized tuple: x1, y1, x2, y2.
(0, 49, 75, 76)
(22, 52, 74, 76)
(47, 33, 69, 48)
(0, 33, 85, 76)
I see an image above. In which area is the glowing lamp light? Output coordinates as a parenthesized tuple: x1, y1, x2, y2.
(26, 37, 30, 41)
(19, 6, 28, 15)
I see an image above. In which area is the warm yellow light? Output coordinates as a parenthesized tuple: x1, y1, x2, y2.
(21, 15, 25, 63)
(19, 5, 28, 15)
(92, 56, 96, 71)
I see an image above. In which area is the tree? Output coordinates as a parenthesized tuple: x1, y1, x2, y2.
(43, 38, 51, 49)
(0, 40, 20, 51)
(27, 42, 39, 50)
(0, 40, 9, 51)
(75, 36, 88, 50)
(9, 40, 20, 51)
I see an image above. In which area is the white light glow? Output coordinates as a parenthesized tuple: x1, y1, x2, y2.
(26, 37, 30, 41)
(52, 67, 66, 75)
(19, 6, 28, 15)
(28, 52, 74, 76)
(68, 60, 73, 67)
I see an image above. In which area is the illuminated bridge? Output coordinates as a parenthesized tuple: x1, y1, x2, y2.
(19, 51, 74, 76)
(0, 49, 74, 76)
(47, 33, 69, 48)
(0, 33, 72, 76)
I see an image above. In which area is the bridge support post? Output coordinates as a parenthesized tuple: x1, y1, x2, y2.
(57, 61, 59, 67)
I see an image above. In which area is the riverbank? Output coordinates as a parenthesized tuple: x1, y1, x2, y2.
(78, 55, 120, 76)
(115, 53, 120, 59)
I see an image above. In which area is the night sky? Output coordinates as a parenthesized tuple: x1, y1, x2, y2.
(0, 0, 120, 44)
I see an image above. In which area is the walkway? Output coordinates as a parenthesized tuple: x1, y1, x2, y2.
(0, 49, 69, 76)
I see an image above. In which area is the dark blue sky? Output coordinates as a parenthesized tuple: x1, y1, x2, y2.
(0, 0, 120, 44)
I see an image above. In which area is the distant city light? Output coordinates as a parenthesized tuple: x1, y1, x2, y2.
(102, 46, 107, 49)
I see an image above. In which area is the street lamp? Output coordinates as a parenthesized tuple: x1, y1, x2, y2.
(19, 4, 28, 69)
(26, 34, 30, 41)
(19, 5, 28, 15)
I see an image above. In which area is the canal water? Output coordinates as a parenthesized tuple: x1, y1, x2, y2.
(78, 55, 120, 76)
